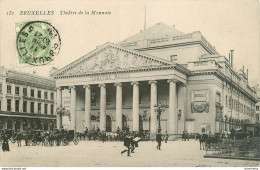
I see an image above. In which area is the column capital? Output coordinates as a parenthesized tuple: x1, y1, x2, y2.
(69, 86, 75, 90)
(148, 80, 157, 85)
(131, 81, 139, 86)
(83, 84, 91, 89)
(114, 82, 122, 87)
(167, 79, 178, 84)
(98, 84, 106, 88)
(56, 87, 62, 90)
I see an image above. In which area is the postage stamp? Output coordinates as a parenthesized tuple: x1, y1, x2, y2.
(16, 21, 61, 66)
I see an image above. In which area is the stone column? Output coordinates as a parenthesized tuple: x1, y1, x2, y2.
(56, 87, 62, 129)
(99, 84, 106, 131)
(70, 86, 76, 131)
(131, 81, 139, 132)
(167, 79, 178, 134)
(83, 84, 91, 130)
(115, 82, 122, 130)
(149, 80, 157, 134)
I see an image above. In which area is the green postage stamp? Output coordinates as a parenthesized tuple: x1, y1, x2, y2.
(16, 21, 61, 66)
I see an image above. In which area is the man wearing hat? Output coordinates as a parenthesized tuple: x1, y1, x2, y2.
(156, 131, 163, 150)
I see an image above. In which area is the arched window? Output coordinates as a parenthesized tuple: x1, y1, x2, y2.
(106, 115, 112, 132)
(122, 115, 127, 130)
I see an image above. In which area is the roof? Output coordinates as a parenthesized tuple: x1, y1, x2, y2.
(118, 22, 184, 44)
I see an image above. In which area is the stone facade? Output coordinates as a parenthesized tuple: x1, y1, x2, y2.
(52, 23, 257, 135)
(0, 67, 56, 131)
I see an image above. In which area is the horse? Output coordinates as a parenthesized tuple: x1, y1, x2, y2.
(195, 133, 208, 150)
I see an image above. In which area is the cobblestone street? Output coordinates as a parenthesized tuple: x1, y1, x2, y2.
(1, 140, 259, 167)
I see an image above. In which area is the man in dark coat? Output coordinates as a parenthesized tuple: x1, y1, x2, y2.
(156, 132, 163, 150)
(2, 134, 10, 152)
(121, 135, 132, 156)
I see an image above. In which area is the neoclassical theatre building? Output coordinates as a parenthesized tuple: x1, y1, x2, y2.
(52, 22, 257, 135)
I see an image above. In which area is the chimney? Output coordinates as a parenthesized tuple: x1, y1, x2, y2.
(242, 65, 244, 72)
(173, 25, 175, 28)
(33, 70, 36, 74)
(230, 50, 234, 68)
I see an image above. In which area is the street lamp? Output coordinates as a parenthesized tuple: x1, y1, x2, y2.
(154, 103, 168, 133)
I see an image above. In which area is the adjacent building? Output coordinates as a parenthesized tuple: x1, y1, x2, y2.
(0, 67, 56, 132)
(51, 22, 258, 136)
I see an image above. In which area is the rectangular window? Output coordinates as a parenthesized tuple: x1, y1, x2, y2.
(170, 55, 177, 62)
(0, 100, 1, 110)
(256, 106, 259, 111)
(44, 92, 48, 99)
(23, 101, 27, 112)
(31, 102, 34, 113)
(15, 100, 19, 112)
(31, 89, 34, 97)
(51, 93, 54, 100)
(23, 88, 27, 96)
(44, 104, 48, 114)
(7, 85, 11, 94)
(51, 104, 54, 115)
(38, 103, 41, 113)
(225, 95, 227, 107)
(0, 84, 2, 93)
(38, 90, 41, 98)
(7, 99, 11, 111)
(15, 87, 19, 95)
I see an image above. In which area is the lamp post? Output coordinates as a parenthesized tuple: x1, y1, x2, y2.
(154, 103, 168, 133)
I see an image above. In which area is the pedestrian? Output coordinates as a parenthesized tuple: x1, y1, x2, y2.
(2, 134, 10, 152)
(121, 135, 132, 157)
(156, 132, 163, 150)
(164, 131, 169, 143)
(17, 132, 22, 147)
(84, 127, 88, 140)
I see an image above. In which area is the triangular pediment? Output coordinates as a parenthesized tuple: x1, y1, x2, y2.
(53, 43, 173, 77)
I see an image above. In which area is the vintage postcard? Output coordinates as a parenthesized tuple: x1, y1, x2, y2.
(0, 0, 260, 168)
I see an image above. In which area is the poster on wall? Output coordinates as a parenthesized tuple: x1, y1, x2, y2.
(191, 90, 209, 113)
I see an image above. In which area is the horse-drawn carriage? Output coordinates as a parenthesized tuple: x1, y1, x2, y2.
(61, 130, 79, 146)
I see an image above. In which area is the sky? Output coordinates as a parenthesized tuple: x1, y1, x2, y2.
(0, 0, 259, 86)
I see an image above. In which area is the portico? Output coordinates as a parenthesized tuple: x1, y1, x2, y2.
(53, 43, 189, 135)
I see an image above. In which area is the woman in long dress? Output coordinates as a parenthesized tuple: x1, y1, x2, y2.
(2, 134, 10, 152)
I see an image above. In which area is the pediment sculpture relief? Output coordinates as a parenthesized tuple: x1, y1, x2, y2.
(65, 47, 162, 75)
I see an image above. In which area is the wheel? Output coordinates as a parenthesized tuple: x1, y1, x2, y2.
(32, 140, 37, 146)
(62, 139, 68, 146)
(73, 137, 79, 145)
(55, 140, 60, 146)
